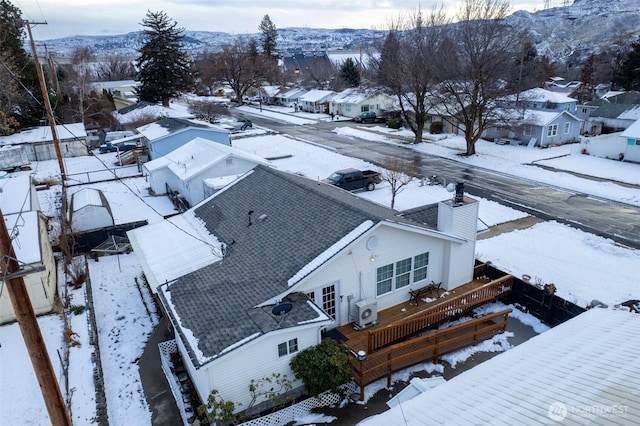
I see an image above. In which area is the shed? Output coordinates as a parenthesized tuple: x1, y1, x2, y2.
(69, 188, 114, 232)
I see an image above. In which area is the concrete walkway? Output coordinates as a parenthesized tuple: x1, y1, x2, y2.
(139, 318, 183, 425)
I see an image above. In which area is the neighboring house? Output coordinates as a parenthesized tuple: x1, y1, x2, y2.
(90, 80, 139, 109)
(258, 85, 281, 104)
(0, 123, 87, 161)
(282, 51, 335, 79)
(518, 109, 582, 147)
(517, 88, 578, 114)
(0, 174, 56, 324)
(298, 89, 336, 113)
(114, 101, 194, 127)
(330, 88, 396, 119)
(136, 118, 230, 160)
(585, 103, 640, 135)
(359, 308, 639, 425)
(143, 137, 272, 207)
(485, 88, 582, 146)
(618, 119, 640, 163)
(128, 166, 479, 414)
(69, 187, 115, 232)
(274, 88, 307, 107)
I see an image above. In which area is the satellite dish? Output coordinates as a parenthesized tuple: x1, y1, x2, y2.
(272, 303, 293, 316)
(446, 183, 455, 193)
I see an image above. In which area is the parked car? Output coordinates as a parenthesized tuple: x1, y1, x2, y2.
(98, 142, 137, 154)
(232, 119, 253, 131)
(322, 168, 382, 191)
(353, 112, 385, 124)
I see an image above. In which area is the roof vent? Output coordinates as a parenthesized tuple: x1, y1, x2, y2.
(259, 213, 268, 222)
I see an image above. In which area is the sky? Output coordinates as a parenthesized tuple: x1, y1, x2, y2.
(1, 101, 638, 424)
(17, 0, 548, 40)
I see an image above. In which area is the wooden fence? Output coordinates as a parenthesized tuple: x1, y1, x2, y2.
(351, 309, 512, 400)
(367, 275, 513, 352)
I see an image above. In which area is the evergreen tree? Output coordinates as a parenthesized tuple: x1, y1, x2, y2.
(259, 14, 278, 57)
(0, 0, 45, 129)
(615, 39, 640, 91)
(339, 57, 360, 88)
(136, 10, 193, 106)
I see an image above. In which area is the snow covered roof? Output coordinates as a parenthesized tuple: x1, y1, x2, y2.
(331, 88, 390, 105)
(259, 85, 281, 97)
(0, 123, 86, 144)
(359, 308, 640, 425)
(127, 209, 224, 290)
(519, 88, 577, 104)
(4, 210, 41, 265)
(0, 174, 35, 215)
(71, 187, 109, 212)
(620, 118, 640, 138)
(154, 165, 459, 367)
(617, 105, 640, 121)
(277, 87, 307, 99)
(114, 102, 193, 125)
(136, 118, 224, 141)
(299, 89, 335, 103)
(142, 137, 270, 180)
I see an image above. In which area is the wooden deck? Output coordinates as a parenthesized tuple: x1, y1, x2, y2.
(334, 277, 499, 354)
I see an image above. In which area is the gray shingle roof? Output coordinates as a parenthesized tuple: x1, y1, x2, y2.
(163, 165, 437, 367)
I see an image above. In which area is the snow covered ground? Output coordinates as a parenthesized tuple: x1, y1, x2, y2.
(1, 104, 638, 425)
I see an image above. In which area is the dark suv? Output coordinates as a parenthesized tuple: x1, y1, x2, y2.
(353, 112, 383, 123)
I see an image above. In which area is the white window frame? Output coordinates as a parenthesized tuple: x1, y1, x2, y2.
(277, 338, 298, 358)
(375, 252, 430, 296)
(547, 124, 558, 137)
(564, 122, 571, 134)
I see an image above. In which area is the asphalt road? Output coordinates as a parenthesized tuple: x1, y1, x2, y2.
(243, 111, 640, 249)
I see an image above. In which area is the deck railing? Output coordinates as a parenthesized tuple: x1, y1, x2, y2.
(351, 308, 512, 400)
(367, 275, 513, 352)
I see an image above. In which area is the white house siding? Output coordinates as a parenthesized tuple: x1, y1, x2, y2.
(198, 325, 320, 412)
(294, 224, 449, 328)
(0, 213, 56, 324)
(540, 115, 581, 146)
(148, 167, 176, 196)
(177, 156, 264, 207)
(437, 199, 478, 290)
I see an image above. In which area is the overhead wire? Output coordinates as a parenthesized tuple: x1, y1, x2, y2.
(3, 31, 224, 258)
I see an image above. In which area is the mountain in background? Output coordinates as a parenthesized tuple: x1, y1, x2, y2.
(35, 0, 640, 67)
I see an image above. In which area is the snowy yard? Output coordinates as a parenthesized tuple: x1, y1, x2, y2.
(1, 104, 638, 425)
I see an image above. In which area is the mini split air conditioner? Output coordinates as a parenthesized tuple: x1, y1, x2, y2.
(355, 300, 378, 329)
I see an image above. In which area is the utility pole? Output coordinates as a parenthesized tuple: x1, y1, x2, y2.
(25, 21, 66, 181)
(0, 208, 72, 426)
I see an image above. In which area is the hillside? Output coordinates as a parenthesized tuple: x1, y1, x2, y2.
(34, 0, 640, 65)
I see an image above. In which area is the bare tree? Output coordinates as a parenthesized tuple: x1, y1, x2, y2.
(187, 99, 230, 123)
(376, 7, 448, 143)
(198, 38, 278, 104)
(96, 54, 135, 81)
(434, 0, 521, 155)
(380, 158, 414, 209)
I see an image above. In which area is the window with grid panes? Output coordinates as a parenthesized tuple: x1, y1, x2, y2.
(277, 338, 298, 357)
(395, 258, 411, 288)
(376, 264, 393, 296)
(413, 252, 429, 282)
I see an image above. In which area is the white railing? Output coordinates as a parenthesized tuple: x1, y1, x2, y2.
(158, 340, 192, 426)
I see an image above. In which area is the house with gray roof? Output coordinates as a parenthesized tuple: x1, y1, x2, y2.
(298, 89, 336, 113)
(128, 166, 479, 414)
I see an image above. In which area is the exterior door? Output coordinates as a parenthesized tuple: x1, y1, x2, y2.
(307, 282, 339, 324)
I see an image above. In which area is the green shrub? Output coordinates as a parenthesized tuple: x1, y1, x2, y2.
(289, 338, 351, 397)
(430, 121, 444, 134)
(387, 117, 403, 129)
(70, 305, 86, 315)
